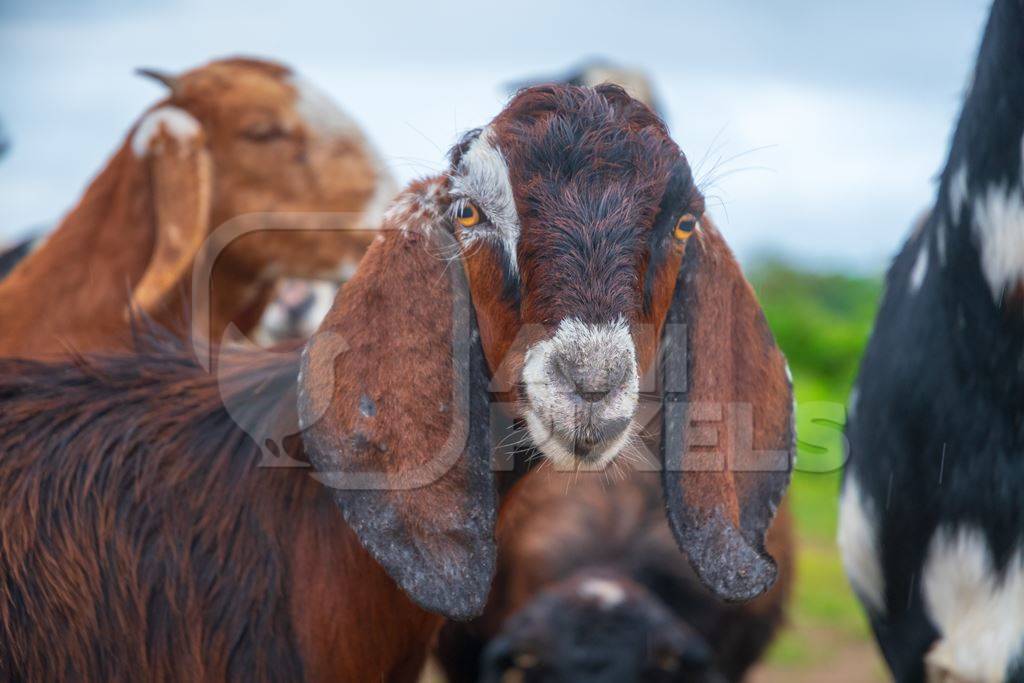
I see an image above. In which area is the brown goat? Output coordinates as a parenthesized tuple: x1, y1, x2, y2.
(0, 57, 393, 358)
(0, 85, 792, 680)
(436, 468, 794, 683)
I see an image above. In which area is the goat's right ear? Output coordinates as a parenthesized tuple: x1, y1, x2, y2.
(130, 107, 212, 316)
(297, 177, 496, 621)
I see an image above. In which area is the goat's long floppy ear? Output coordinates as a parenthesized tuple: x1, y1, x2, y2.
(131, 109, 212, 315)
(298, 178, 496, 621)
(661, 219, 794, 602)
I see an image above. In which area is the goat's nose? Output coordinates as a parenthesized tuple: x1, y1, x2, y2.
(553, 358, 625, 403)
(577, 388, 609, 403)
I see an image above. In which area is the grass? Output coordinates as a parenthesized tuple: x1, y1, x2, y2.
(748, 260, 883, 670)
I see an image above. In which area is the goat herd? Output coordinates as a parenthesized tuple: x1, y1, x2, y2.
(0, 2, 1022, 682)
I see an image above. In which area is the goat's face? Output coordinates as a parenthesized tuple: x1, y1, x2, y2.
(172, 59, 385, 220)
(446, 85, 703, 468)
(130, 57, 392, 316)
(300, 84, 793, 621)
(481, 574, 721, 683)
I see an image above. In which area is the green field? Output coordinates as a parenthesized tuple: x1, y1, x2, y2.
(750, 260, 886, 678)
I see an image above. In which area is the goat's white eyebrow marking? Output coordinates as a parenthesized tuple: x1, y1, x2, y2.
(449, 127, 520, 274)
(131, 106, 202, 157)
(578, 578, 626, 609)
(910, 243, 929, 292)
(837, 476, 886, 616)
(922, 526, 1024, 682)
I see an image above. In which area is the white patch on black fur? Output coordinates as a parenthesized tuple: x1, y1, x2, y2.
(448, 128, 520, 274)
(973, 181, 1024, 302)
(922, 526, 1024, 682)
(521, 317, 638, 469)
(578, 578, 627, 609)
(949, 164, 969, 223)
(910, 243, 930, 292)
(131, 106, 202, 156)
(838, 476, 886, 615)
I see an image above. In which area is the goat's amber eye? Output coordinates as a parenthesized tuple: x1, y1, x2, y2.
(456, 202, 483, 228)
(674, 213, 698, 241)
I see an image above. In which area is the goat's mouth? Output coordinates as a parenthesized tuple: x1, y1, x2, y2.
(522, 408, 635, 469)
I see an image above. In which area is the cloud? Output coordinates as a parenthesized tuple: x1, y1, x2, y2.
(0, 0, 988, 269)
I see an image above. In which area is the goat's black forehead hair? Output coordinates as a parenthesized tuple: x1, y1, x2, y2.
(492, 83, 679, 202)
(448, 84, 680, 186)
(446, 85, 698, 322)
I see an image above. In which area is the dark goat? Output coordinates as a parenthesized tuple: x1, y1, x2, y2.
(437, 469, 793, 683)
(840, 1, 1024, 681)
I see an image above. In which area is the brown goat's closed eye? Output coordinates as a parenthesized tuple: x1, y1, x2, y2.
(0, 56, 395, 358)
(0, 83, 792, 681)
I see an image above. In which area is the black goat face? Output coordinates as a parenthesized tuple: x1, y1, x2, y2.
(480, 574, 724, 683)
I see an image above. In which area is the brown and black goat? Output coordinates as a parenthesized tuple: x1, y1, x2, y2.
(0, 84, 792, 681)
(437, 468, 794, 683)
(0, 56, 394, 358)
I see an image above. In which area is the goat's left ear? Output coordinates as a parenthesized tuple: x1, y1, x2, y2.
(297, 177, 496, 621)
(660, 219, 794, 602)
(131, 109, 212, 315)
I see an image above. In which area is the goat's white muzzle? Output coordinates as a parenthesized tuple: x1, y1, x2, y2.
(521, 317, 639, 468)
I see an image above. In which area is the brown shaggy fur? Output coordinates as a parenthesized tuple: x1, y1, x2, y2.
(0, 334, 437, 681)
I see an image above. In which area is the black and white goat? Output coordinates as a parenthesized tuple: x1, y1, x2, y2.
(840, 2, 1024, 681)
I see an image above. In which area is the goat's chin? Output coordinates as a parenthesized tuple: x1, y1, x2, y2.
(522, 409, 633, 471)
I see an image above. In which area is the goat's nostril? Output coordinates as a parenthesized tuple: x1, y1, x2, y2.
(576, 388, 610, 403)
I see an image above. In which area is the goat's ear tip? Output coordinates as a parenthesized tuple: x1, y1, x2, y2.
(341, 490, 498, 621)
(706, 554, 778, 604)
(680, 517, 778, 602)
(412, 553, 497, 621)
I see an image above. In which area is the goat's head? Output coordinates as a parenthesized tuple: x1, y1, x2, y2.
(298, 85, 793, 620)
(128, 57, 393, 316)
(448, 85, 691, 469)
(480, 573, 721, 683)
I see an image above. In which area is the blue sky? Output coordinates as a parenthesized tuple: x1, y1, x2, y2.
(0, 0, 991, 270)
